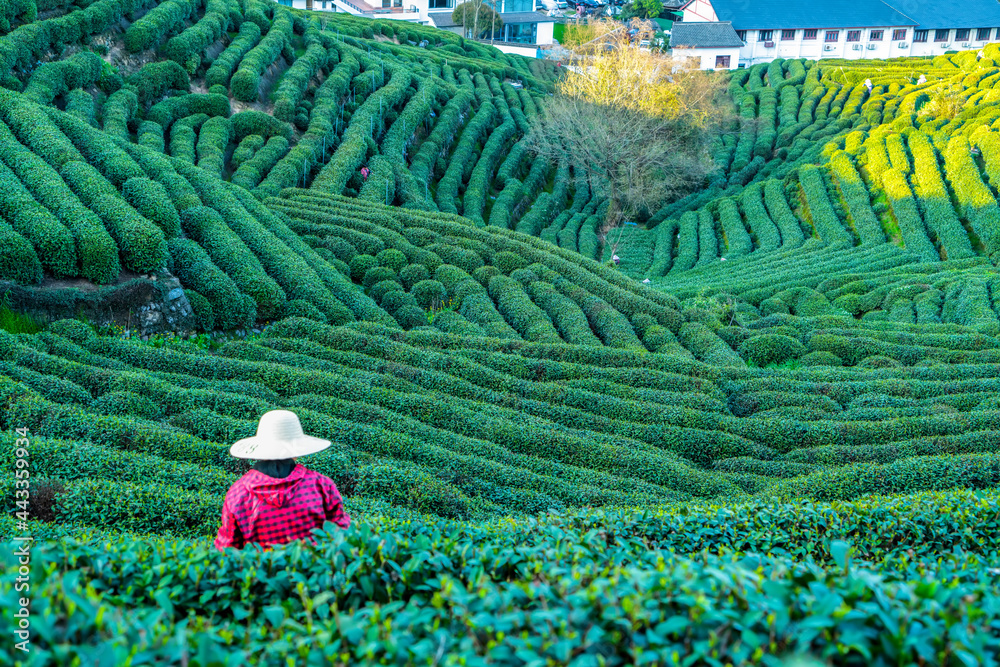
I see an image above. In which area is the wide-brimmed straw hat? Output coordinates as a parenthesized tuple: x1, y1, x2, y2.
(230, 410, 331, 460)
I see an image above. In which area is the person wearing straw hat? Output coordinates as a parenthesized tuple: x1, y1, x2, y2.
(214, 410, 350, 550)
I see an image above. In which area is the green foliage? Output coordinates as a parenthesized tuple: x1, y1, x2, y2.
(121, 177, 181, 238)
(168, 237, 256, 329)
(410, 278, 446, 308)
(206, 21, 261, 88)
(124, 0, 199, 53)
(23, 50, 103, 106)
(739, 334, 806, 366)
(125, 61, 189, 108)
(230, 9, 293, 102)
(6, 17, 1000, 662)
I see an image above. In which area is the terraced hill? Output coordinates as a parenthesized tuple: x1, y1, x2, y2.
(2, 0, 1000, 663)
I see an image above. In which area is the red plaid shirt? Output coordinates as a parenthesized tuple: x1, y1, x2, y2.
(214, 465, 350, 550)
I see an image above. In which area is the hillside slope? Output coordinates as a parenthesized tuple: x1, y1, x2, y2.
(2, 1, 1000, 663)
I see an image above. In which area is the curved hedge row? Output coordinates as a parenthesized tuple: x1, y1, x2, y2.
(195, 115, 230, 178)
(23, 50, 103, 106)
(435, 101, 496, 215)
(462, 119, 516, 225)
(272, 28, 327, 121)
(487, 274, 562, 343)
(0, 157, 77, 277)
(162, 0, 232, 72)
(231, 135, 288, 190)
(945, 133, 1000, 258)
(205, 20, 261, 88)
(0, 119, 119, 283)
(124, 0, 199, 54)
(908, 131, 976, 260)
(179, 205, 286, 319)
(168, 237, 256, 329)
(231, 8, 294, 101)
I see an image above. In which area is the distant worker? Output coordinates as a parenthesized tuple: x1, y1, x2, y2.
(917, 74, 927, 85)
(864, 78, 872, 92)
(214, 410, 350, 551)
(612, 254, 620, 265)
(361, 166, 370, 180)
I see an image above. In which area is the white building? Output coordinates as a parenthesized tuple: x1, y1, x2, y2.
(280, 0, 557, 56)
(278, 0, 422, 22)
(678, 0, 1000, 66)
(669, 21, 742, 70)
(428, 4, 557, 57)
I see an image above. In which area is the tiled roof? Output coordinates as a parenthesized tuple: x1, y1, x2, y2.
(886, 0, 1000, 30)
(671, 21, 744, 48)
(427, 11, 458, 28)
(500, 11, 558, 23)
(705, 0, 917, 29)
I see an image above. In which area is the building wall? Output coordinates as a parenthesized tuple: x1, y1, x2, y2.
(536, 21, 554, 45)
(682, 0, 717, 23)
(494, 43, 540, 57)
(299, 0, 554, 53)
(672, 46, 740, 70)
(908, 28, 998, 58)
(679, 0, 1000, 65)
(738, 27, 912, 65)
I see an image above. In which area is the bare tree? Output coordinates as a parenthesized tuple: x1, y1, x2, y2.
(528, 20, 728, 257)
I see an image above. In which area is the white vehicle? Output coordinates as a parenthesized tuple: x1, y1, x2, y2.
(539, 0, 567, 9)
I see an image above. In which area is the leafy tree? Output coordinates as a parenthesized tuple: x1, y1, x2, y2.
(621, 0, 663, 20)
(452, 1, 503, 40)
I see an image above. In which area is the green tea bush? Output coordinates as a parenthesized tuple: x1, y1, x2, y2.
(121, 177, 181, 238)
(410, 279, 446, 308)
(162, 0, 232, 72)
(124, 0, 199, 53)
(231, 10, 293, 102)
(168, 238, 255, 330)
(126, 61, 190, 108)
(738, 334, 806, 366)
(185, 289, 214, 331)
(0, 122, 118, 283)
(23, 50, 103, 106)
(205, 21, 262, 88)
(0, 160, 77, 278)
(179, 205, 286, 319)
(91, 390, 162, 419)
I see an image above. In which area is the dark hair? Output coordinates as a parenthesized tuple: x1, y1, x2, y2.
(253, 459, 296, 479)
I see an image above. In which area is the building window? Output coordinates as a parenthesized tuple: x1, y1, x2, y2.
(803, 29, 817, 40)
(892, 29, 907, 41)
(716, 55, 731, 68)
(956, 28, 970, 40)
(781, 29, 795, 41)
(978, 28, 994, 40)
(934, 29, 950, 42)
(505, 21, 537, 44)
(914, 30, 928, 42)
(759, 30, 773, 41)
(825, 30, 839, 42)
(846, 30, 861, 42)
(736, 30, 746, 41)
(430, 0, 450, 6)
(504, 0, 532, 11)
(869, 30, 883, 41)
